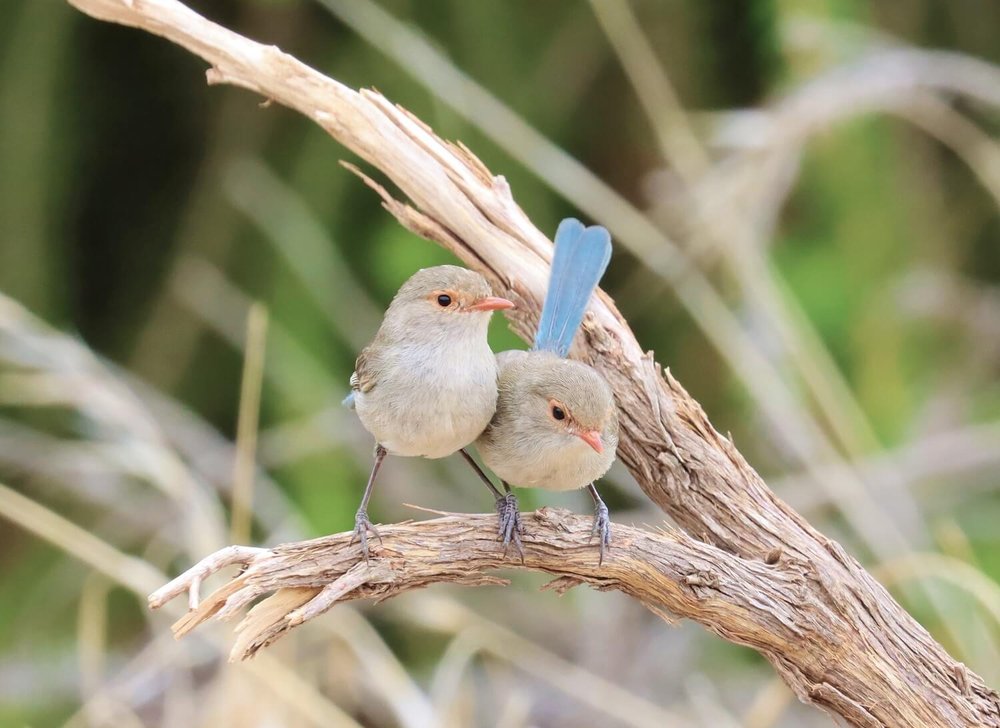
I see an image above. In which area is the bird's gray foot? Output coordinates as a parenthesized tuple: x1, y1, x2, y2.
(590, 500, 612, 565)
(350, 509, 383, 563)
(495, 492, 524, 559)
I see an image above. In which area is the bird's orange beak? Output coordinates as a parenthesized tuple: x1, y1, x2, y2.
(576, 429, 604, 454)
(467, 296, 515, 312)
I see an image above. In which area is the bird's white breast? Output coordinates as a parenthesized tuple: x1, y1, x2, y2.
(479, 431, 613, 491)
(354, 338, 498, 459)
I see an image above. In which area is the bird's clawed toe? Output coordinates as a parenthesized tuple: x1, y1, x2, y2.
(495, 492, 525, 559)
(590, 501, 612, 565)
(351, 509, 383, 563)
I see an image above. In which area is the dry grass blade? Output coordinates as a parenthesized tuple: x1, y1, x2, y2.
(0, 481, 166, 596)
(0, 480, 365, 728)
(777, 420, 1000, 516)
(0, 291, 227, 557)
(873, 553, 1000, 631)
(76, 573, 111, 706)
(230, 302, 268, 544)
(412, 595, 686, 728)
(317, 608, 439, 728)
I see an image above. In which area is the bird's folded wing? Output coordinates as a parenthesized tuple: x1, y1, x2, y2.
(350, 345, 379, 394)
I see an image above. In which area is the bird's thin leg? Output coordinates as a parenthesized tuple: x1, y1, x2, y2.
(459, 448, 503, 499)
(351, 444, 387, 563)
(587, 483, 612, 565)
(457, 449, 523, 558)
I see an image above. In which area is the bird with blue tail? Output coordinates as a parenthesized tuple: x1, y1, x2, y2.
(470, 218, 619, 563)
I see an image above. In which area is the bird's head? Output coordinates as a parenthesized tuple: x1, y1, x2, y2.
(512, 353, 619, 458)
(387, 265, 514, 336)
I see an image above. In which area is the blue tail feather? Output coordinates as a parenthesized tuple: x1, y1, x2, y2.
(533, 218, 612, 357)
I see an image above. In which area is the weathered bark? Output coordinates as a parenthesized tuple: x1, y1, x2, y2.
(148, 510, 832, 666)
(67, 0, 1000, 724)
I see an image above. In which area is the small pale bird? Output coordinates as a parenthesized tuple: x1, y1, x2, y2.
(345, 265, 514, 559)
(473, 218, 619, 562)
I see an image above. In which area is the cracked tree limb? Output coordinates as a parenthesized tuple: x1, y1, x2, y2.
(66, 0, 1000, 725)
(148, 509, 815, 666)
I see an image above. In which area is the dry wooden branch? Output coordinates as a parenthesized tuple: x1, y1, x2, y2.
(67, 0, 1000, 725)
(147, 509, 813, 664)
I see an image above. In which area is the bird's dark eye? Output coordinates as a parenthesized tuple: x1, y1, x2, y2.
(551, 405, 565, 421)
(437, 294, 452, 307)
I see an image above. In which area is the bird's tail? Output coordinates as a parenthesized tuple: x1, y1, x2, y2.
(533, 218, 612, 357)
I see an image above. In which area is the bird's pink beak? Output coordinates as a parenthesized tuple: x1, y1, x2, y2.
(467, 296, 515, 312)
(576, 429, 604, 454)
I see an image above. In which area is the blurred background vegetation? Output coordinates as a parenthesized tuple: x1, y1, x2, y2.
(2, 0, 999, 726)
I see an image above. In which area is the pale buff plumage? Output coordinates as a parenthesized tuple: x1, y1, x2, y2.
(476, 350, 619, 491)
(347, 264, 513, 560)
(351, 265, 506, 458)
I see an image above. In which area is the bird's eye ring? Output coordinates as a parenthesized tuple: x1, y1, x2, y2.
(551, 405, 566, 421)
(437, 294, 452, 307)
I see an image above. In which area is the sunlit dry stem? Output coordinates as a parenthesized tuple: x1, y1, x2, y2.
(66, 0, 1000, 725)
